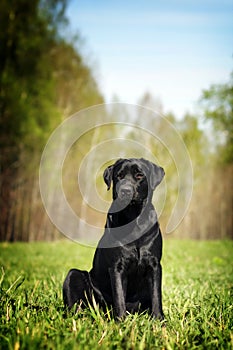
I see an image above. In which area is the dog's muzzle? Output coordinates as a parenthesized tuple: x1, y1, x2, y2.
(119, 185, 134, 200)
(116, 180, 135, 201)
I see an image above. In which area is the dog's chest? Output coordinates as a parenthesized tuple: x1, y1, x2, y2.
(123, 246, 155, 274)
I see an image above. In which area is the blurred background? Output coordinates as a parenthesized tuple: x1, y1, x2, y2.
(0, 0, 232, 242)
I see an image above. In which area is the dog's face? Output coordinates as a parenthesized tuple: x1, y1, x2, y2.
(103, 158, 165, 204)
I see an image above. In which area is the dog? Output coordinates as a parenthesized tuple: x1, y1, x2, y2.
(63, 158, 165, 320)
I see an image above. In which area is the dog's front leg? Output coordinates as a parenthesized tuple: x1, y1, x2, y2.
(150, 261, 164, 320)
(109, 267, 126, 320)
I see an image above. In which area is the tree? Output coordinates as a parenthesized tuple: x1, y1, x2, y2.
(200, 72, 233, 163)
(0, 0, 104, 241)
(0, 0, 67, 240)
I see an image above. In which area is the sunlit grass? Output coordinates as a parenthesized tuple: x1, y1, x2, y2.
(0, 240, 232, 349)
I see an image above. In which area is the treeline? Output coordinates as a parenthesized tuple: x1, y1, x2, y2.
(57, 89, 233, 242)
(130, 90, 233, 240)
(0, 0, 103, 241)
(177, 76, 233, 239)
(0, 1, 232, 241)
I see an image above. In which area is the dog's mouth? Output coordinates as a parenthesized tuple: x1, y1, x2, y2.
(118, 185, 148, 202)
(118, 192, 144, 205)
(130, 198, 144, 205)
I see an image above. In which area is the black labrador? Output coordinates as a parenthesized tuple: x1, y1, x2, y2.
(63, 158, 165, 320)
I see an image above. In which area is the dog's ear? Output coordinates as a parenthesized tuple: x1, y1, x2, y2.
(103, 165, 114, 190)
(140, 158, 165, 190)
(150, 162, 165, 190)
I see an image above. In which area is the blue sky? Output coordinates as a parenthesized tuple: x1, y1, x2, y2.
(66, 0, 233, 117)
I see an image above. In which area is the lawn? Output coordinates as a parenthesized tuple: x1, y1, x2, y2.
(0, 239, 232, 349)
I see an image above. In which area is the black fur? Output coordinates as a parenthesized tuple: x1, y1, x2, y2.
(63, 158, 165, 320)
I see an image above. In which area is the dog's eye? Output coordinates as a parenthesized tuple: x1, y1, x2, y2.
(117, 172, 124, 179)
(135, 172, 144, 180)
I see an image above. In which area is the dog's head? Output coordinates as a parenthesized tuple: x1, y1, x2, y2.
(103, 158, 165, 204)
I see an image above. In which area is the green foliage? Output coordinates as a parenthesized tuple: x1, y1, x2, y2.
(177, 114, 206, 160)
(200, 72, 233, 163)
(0, 0, 63, 155)
(52, 40, 104, 115)
(0, 240, 232, 349)
(0, 0, 104, 241)
(0, 0, 103, 155)
(174, 113, 211, 185)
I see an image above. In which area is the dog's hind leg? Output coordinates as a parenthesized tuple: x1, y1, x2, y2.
(63, 269, 92, 311)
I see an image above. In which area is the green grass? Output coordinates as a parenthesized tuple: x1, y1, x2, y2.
(0, 239, 233, 349)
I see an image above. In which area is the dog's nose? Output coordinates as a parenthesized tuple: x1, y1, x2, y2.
(120, 187, 133, 198)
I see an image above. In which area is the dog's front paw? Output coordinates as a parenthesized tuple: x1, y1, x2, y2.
(152, 312, 164, 321)
(114, 308, 127, 322)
